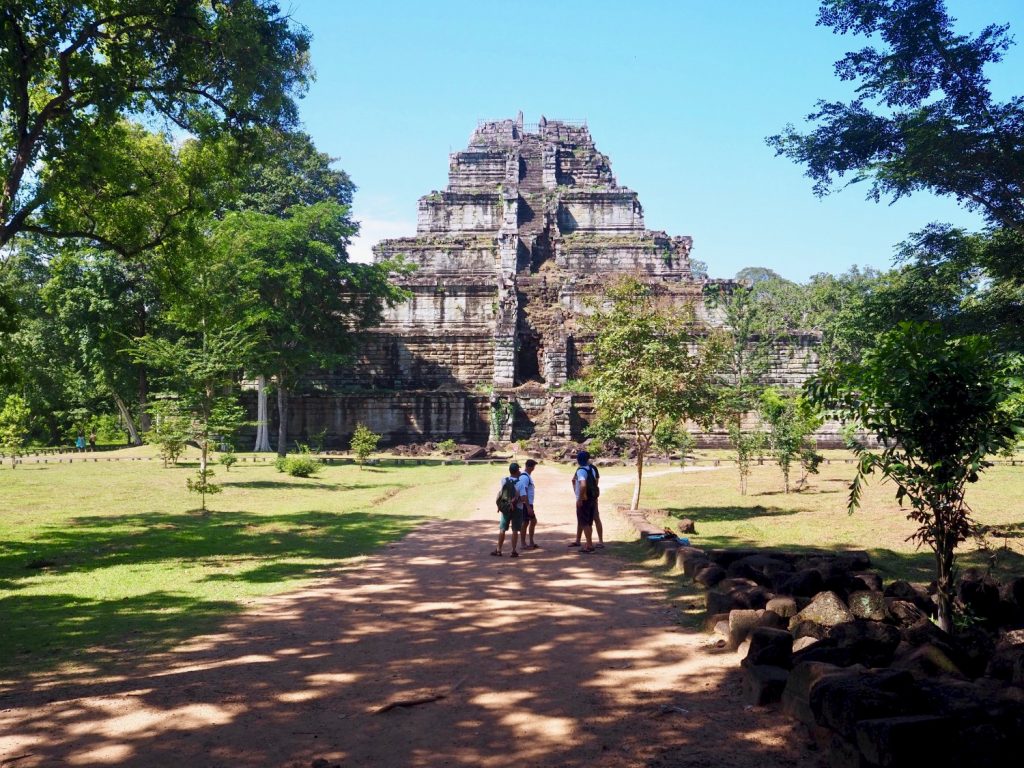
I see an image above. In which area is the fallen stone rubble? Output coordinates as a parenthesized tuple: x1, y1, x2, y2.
(620, 506, 1024, 768)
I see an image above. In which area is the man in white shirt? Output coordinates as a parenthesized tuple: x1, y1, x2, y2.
(521, 459, 538, 549)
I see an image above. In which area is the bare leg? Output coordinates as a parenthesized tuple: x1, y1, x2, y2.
(594, 508, 604, 546)
(511, 531, 519, 554)
(527, 519, 536, 546)
(496, 531, 506, 553)
(582, 525, 594, 550)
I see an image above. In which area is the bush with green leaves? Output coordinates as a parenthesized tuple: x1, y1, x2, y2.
(87, 413, 123, 444)
(218, 450, 238, 471)
(0, 394, 31, 468)
(144, 398, 191, 468)
(759, 387, 822, 493)
(438, 438, 457, 455)
(350, 423, 381, 469)
(807, 321, 1024, 633)
(274, 452, 322, 477)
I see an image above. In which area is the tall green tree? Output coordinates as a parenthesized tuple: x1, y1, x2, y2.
(768, 0, 1024, 346)
(706, 281, 777, 494)
(228, 129, 356, 216)
(214, 201, 407, 455)
(223, 129, 359, 452)
(584, 278, 725, 510)
(0, 0, 310, 251)
(807, 321, 1023, 633)
(42, 248, 161, 444)
(134, 330, 252, 511)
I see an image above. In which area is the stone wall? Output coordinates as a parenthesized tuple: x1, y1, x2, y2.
(256, 392, 491, 448)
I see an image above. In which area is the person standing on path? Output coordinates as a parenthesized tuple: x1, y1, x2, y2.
(88, 432, 97, 452)
(570, 451, 597, 553)
(521, 459, 539, 549)
(492, 462, 528, 558)
(75, 434, 86, 453)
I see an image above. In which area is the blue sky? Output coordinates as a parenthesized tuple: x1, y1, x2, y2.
(287, 0, 1024, 282)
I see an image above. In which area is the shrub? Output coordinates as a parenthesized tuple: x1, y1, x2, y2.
(219, 451, 238, 471)
(350, 423, 381, 468)
(274, 453, 322, 477)
(438, 438, 457, 455)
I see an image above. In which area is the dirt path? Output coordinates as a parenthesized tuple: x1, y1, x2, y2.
(0, 465, 817, 768)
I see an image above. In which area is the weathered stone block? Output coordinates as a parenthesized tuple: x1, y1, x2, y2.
(745, 627, 794, 668)
(789, 591, 855, 633)
(848, 590, 889, 622)
(728, 609, 765, 649)
(775, 568, 825, 597)
(693, 563, 727, 588)
(765, 596, 799, 619)
(854, 715, 952, 768)
(782, 661, 843, 726)
(742, 663, 790, 706)
(883, 580, 934, 615)
(810, 671, 910, 740)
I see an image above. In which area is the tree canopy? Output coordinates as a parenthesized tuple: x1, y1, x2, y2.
(0, 0, 311, 250)
(807, 320, 1023, 631)
(584, 278, 724, 509)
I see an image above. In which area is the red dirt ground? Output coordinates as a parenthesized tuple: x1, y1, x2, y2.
(0, 465, 820, 767)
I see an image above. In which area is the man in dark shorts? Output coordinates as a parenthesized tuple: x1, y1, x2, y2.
(492, 462, 527, 558)
(521, 459, 539, 549)
(571, 451, 596, 553)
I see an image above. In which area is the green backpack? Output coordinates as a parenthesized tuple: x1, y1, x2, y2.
(496, 477, 519, 515)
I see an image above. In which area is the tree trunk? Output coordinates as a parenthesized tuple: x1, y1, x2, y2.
(631, 450, 645, 510)
(253, 374, 272, 452)
(935, 543, 955, 634)
(137, 367, 151, 434)
(276, 373, 288, 457)
(113, 393, 142, 446)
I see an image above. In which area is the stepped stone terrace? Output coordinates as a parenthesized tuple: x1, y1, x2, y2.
(279, 115, 819, 447)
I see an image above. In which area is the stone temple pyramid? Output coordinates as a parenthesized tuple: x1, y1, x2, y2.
(293, 114, 816, 447)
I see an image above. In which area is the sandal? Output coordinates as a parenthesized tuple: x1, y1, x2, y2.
(567, 542, 580, 548)
(596, 543, 605, 549)
(580, 547, 596, 554)
(490, 550, 502, 556)
(510, 551, 519, 558)
(527, 544, 539, 549)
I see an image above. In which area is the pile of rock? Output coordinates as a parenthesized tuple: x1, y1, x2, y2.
(391, 442, 489, 460)
(630, 526, 1024, 767)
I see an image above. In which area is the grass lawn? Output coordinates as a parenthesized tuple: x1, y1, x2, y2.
(602, 458, 1024, 585)
(0, 451, 495, 681)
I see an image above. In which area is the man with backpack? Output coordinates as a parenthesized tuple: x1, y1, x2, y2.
(570, 450, 599, 553)
(492, 462, 529, 558)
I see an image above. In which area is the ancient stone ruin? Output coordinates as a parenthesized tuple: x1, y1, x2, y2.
(280, 114, 818, 447)
(624, 512, 1024, 767)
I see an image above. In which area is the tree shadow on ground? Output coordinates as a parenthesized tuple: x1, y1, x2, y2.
(0, 518, 821, 768)
(222, 479, 351, 491)
(1, 592, 236, 676)
(665, 505, 799, 524)
(0, 509, 424, 676)
(755, 488, 841, 496)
